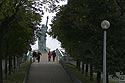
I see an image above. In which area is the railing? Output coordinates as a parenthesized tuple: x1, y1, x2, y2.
(56, 49, 83, 83)
(23, 58, 32, 83)
(56, 49, 125, 83)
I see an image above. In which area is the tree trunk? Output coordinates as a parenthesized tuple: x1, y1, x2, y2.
(107, 74, 109, 83)
(76, 59, 78, 68)
(78, 59, 81, 71)
(0, 58, 3, 83)
(82, 61, 84, 74)
(17, 57, 20, 72)
(76, 59, 81, 71)
(90, 64, 93, 81)
(4, 58, 8, 79)
(85, 64, 88, 76)
(97, 71, 101, 83)
(13, 56, 16, 69)
(8, 56, 12, 75)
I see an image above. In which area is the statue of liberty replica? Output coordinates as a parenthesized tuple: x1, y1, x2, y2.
(37, 16, 49, 52)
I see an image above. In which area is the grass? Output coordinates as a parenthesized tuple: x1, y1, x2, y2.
(66, 63, 116, 83)
(3, 62, 29, 83)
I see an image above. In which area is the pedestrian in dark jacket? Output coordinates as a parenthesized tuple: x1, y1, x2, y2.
(37, 52, 42, 63)
(52, 50, 56, 62)
(32, 51, 37, 62)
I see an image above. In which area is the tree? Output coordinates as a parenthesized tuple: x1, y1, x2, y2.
(50, 0, 125, 83)
(0, 0, 67, 82)
(0, 0, 41, 82)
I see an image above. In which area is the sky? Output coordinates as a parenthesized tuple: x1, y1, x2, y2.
(31, 1, 67, 51)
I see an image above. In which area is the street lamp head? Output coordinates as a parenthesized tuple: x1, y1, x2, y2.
(101, 20, 110, 30)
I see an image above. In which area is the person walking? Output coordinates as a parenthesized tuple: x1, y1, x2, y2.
(48, 51, 52, 61)
(37, 52, 42, 63)
(32, 51, 37, 62)
(52, 50, 56, 62)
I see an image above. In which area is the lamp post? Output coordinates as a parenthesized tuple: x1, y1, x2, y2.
(101, 20, 110, 83)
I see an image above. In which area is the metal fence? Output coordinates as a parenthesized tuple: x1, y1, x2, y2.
(56, 49, 83, 83)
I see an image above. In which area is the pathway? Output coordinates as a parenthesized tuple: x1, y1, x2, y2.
(27, 53, 73, 83)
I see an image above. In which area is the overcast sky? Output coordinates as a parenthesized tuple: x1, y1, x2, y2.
(31, 1, 67, 51)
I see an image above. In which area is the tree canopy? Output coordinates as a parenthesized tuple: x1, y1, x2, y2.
(50, 0, 125, 80)
(0, 0, 66, 82)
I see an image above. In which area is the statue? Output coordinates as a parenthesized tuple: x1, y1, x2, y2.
(38, 16, 49, 52)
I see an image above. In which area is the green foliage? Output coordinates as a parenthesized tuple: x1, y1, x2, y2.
(0, 0, 42, 57)
(51, 0, 125, 77)
(0, 0, 66, 82)
(3, 62, 29, 83)
(66, 63, 117, 83)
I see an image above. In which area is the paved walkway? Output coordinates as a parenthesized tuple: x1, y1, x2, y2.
(27, 53, 73, 83)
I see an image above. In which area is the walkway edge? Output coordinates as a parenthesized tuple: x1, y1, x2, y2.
(23, 58, 32, 83)
(59, 60, 83, 83)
